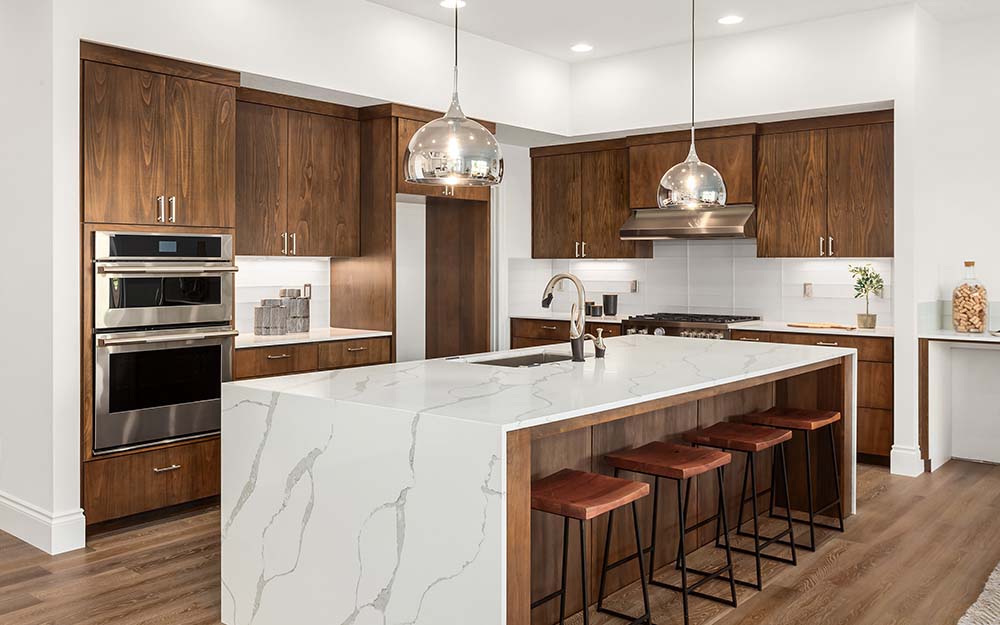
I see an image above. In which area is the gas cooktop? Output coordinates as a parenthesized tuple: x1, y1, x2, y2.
(627, 313, 761, 324)
(621, 312, 761, 340)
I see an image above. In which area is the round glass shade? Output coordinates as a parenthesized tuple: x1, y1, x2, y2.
(656, 143, 727, 209)
(404, 97, 503, 187)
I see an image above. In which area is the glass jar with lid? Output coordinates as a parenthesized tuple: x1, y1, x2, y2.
(952, 261, 988, 333)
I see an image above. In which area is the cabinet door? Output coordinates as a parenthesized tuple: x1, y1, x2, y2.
(83, 61, 165, 225)
(532, 154, 582, 258)
(163, 76, 236, 228)
(236, 102, 288, 255)
(396, 117, 490, 201)
(287, 111, 361, 257)
(826, 123, 894, 258)
(756, 130, 828, 257)
(628, 135, 755, 209)
(580, 149, 637, 259)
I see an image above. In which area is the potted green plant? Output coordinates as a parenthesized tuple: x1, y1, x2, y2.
(849, 264, 884, 330)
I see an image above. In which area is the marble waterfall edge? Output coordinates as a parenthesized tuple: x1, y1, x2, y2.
(221, 386, 505, 625)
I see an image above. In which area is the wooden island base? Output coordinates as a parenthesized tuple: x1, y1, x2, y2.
(506, 356, 854, 625)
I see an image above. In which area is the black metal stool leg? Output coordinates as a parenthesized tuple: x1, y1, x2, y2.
(778, 441, 797, 566)
(747, 452, 763, 589)
(804, 430, 817, 551)
(648, 476, 659, 583)
(597, 507, 615, 611)
(676, 478, 690, 625)
(768, 445, 778, 517)
(827, 425, 846, 532)
(716, 466, 738, 607)
(675, 477, 692, 569)
(632, 501, 652, 623)
(560, 517, 569, 624)
(579, 520, 590, 625)
(734, 452, 751, 540)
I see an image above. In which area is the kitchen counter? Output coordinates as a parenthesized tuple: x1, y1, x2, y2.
(733, 320, 895, 338)
(221, 335, 857, 625)
(509, 311, 625, 324)
(919, 329, 1000, 343)
(234, 326, 392, 349)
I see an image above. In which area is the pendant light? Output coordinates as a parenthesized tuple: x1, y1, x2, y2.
(657, 0, 726, 210)
(404, 3, 503, 187)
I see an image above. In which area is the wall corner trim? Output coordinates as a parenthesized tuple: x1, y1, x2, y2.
(889, 445, 925, 477)
(0, 489, 86, 555)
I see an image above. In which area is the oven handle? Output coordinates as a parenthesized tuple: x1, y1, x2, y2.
(97, 329, 239, 347)
(96, 265, 239, 276)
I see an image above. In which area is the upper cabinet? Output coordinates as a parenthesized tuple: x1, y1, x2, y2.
(756, 113, 893, 258)
(530, 142, 651, 259)
(627, 128, 757, 209)
(395, 117, 491, 201)
(235, 90, 361, 257)
(83, 60, 235, 228)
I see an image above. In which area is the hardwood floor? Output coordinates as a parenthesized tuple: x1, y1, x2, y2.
(0, 462, 997, 625)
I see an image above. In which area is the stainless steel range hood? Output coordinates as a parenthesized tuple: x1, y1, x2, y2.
(619, 204, 755, 240)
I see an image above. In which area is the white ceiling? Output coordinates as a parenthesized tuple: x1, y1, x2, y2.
(367, 0, 912, 62)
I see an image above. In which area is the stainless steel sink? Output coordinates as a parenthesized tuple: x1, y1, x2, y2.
(469, 352, 574, 368)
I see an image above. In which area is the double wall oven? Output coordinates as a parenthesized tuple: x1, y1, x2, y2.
(92, 231, 237, 454)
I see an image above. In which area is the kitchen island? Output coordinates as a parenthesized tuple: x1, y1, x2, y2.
(221, 335, 856, 625)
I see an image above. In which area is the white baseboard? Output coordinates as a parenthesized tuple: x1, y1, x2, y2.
(890, 445, 925, 477)
(0, 489, 85, 555)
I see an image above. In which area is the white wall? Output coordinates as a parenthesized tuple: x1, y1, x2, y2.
(395, 201, 427, 362)
(494, 144, 533, 350)
(234, 258, 333, 335)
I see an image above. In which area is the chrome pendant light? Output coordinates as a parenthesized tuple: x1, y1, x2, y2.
(404, 3, 503, 187)
(657, 0, 726, 210)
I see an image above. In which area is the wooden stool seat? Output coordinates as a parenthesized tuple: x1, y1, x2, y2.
(604, 441, 731, 480)
(531, 469, 650, 521)
(684, 422, 792, 453)
(743, 407, 842, 431)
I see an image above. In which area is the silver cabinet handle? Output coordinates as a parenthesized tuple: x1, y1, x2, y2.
(168, 196, 177, 223)
(828, 236, 834, 256)
(157, 196, 165, 223)
(817, 341, 840, 347)
(346, 346, 367, 353)
(581, 241, 587, 257)
(541, 325, 558, 331)
(739, 337, 761, 342)
(153, 464, 181, 473)
(575, 242, 580, 258)
(291, 233, 297, 255)
(267, 353, 292, 360)
(97, 265, 238, 276)
(819, 236, 825, 256)
(282, 232, 288, 255)
(97, 329, 238, 347)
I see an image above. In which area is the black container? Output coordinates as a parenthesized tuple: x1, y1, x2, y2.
(602, 294, 619, 317)
(591, 305, 603, 317)
(584, 301, 596, 316)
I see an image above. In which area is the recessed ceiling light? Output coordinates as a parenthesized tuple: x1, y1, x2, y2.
(717, 15, 744, 25)
(440, 0, 466, 8)
(571, 43, 594, 53)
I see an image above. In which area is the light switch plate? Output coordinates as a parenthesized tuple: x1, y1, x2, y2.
(803, 282, 814, 297)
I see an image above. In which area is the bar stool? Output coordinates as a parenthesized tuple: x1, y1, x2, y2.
(530, 469, 652, 625)
(603, 441, 737, 625)
(684, 422, 796, 591)
(744, 407, 845, 551)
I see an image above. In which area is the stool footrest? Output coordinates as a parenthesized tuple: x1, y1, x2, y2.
(596, 607, 651, 625)
(651, 577, 738, 607)
(726, 543, 797, 565)
(655, 563, 733, 593)
(530, 588, 563, 609)
(768, 509, 844, 532)
(604, 551, 641, 572)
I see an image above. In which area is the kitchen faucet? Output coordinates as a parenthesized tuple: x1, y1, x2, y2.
(541, 273, 607, 362)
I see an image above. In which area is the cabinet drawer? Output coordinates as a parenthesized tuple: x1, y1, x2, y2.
(234, 343, 319, 380)
(511, 318, 571, 340)
(858, 361, 894, 410)
(586, 322, 621, 338)
(730, 330, 771, 343)
(317, 337, 391, 370)
(84, 438, 220, 524)
(770, 332, 893, 363)
(857, 408, 893, 457)
(512, 336, 566, 349)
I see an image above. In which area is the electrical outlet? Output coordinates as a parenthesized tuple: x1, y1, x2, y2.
(803, 282, 814, 297)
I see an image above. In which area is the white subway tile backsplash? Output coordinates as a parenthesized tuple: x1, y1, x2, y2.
(235, 256, 331, 334)
(509, 241, 894, 326)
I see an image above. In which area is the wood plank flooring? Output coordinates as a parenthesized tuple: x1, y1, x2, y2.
(0, 461, 997, 625)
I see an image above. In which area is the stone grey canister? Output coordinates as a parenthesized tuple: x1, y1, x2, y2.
(254, 299, 288, 336)
(283, 296, 311, 333)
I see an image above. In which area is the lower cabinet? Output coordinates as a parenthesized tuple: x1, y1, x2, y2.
(234, 336, 392, 380)
(84, 437, 220, 525)
(509, 318, 622, 349)
(731, 329, 894, 463)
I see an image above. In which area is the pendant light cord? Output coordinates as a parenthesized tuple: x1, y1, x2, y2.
(452, 4, 459, 97)
(690, 0, 696, 146)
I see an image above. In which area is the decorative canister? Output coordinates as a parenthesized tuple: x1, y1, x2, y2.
(282, 296, 311, 333)
(953, 261, 988, 333)
(254, 299, 288, 336)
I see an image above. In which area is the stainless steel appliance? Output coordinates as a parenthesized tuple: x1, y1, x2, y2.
(94, 231, 236, 330)
(621, 313, 761, 340)
(93, 325, 236, 453)
(91, 231, 237, 454)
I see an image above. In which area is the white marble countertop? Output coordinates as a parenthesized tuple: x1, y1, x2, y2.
(510, 311, 625, 324)
(227, 334, 855, 432)
(731, 320, 895, 338)
(919, 329, 1000, 344)
(234, 327, 392, 349)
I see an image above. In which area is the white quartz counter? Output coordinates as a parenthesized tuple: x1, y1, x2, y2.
(732, 320, 895, 338)
(234, 326, 392, 349)
(919, 329, 1000, 343)
(228, 334, 854, 433)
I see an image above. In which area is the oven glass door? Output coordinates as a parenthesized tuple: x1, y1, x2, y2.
(94, 328, 234, 453)
(95, 265, 234, 329)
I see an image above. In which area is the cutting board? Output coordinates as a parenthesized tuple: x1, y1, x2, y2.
(787, 322, 857, 331)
